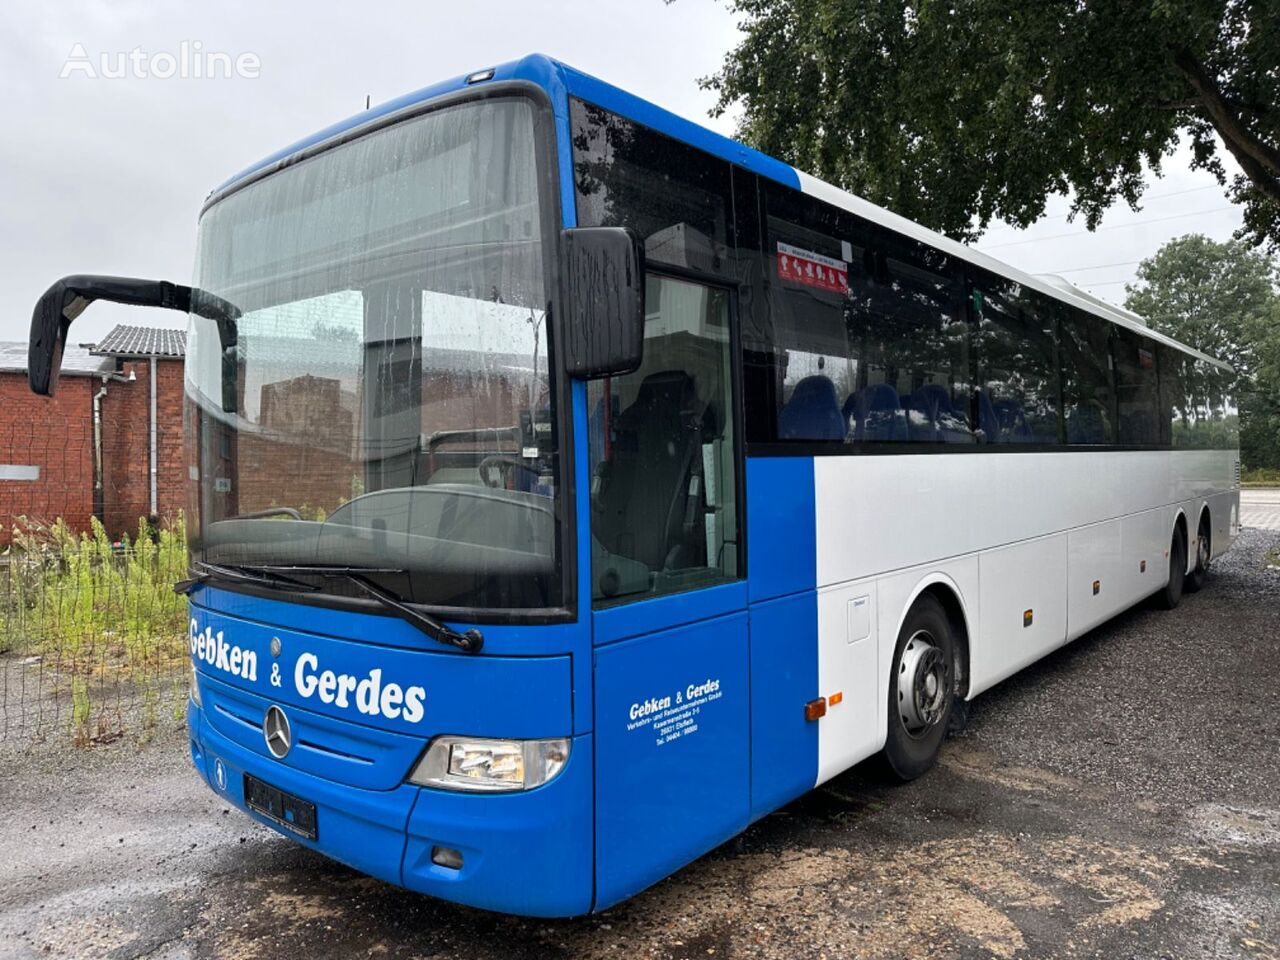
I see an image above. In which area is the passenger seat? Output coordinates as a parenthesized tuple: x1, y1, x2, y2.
(779, 375, 846, 441)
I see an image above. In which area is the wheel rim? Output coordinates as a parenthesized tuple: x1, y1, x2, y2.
(897, 631, 950, 739)
(1196, 529, 1210, 572)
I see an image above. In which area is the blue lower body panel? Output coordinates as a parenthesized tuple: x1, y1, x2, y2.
(190, 702, 416, 886)
(592, 612, 750, 910)
(188, 703, 594, 916)
(748, 592, 819, 821)
(402, 733, 593, 916)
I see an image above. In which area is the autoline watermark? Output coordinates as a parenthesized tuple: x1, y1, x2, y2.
(60, 41, 260, 80)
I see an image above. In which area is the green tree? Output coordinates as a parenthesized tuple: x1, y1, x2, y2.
(1124, 234, 1280, 468)
(704, 0, 1280, 251)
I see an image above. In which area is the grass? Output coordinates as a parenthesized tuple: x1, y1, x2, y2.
(1242, 467, 1280, 487)
(1, 515, 189, 744)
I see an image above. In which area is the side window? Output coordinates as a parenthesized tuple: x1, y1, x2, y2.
(1113, 329, 1161, 445)
(761, 188, 854, 443)
(846, 227, 971, 444)
(570, 98, 734, 280)
(1060, 308, 1116, 445)
(971, 274, 1060, 444)
(588, 275, 740, 606)
(742, 182, 971, 445)
(1158, 345, 1189, 446)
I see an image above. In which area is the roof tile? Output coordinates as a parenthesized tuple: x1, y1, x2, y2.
(91, 324, 186, 358)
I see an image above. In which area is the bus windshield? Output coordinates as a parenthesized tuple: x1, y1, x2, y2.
(185, 96, 563, 614)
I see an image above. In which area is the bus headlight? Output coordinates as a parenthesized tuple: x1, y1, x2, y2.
(409, 736, 570, 792)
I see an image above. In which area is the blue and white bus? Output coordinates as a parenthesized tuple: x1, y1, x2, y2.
(28, 54, 1239, 917)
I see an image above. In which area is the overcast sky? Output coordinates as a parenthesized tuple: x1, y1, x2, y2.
(0, 1, 1248, 346)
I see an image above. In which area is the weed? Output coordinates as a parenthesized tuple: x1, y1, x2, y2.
(2, 514, 189, 744)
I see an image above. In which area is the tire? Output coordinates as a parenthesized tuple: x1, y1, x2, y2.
(1156, 528, 1186, 610)
(1184, 515, 1211, 594)
(884, 595, 956, 781)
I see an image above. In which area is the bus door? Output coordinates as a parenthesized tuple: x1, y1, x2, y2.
(587, 273, 749, 908)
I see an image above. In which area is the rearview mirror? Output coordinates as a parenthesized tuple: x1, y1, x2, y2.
(559, 227, 645, 379)
(29, 274, 240, 412)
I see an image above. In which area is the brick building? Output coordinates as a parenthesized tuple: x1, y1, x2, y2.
(0, 325, 186, 546)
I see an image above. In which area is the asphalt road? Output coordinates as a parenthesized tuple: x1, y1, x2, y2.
(1, 525, 1278, 960)
(1241, 488, 1280, 531)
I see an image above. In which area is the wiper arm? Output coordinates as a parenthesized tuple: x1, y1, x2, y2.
(247, 565, 485, 655)
(174, 560, 321, 595)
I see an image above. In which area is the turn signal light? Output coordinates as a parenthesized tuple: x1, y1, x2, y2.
(828, 691, 844, 706)
(804, 697, 827, 721)
(1092, 580, 1101, 595)
(1023, 609, 1034, 628)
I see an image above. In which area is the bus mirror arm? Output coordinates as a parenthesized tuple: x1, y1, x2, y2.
(28, 274, 241, 413)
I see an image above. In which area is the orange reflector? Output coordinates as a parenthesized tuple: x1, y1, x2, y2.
(804, 697, 827, 721)
(1092, 580, 1101, 595)
(828, 691, 843, 706)
(1023, 609, 1034, 627)
(1140, 560, 1147, 573)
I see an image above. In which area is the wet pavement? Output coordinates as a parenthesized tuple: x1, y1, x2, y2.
(1, 527, 1277, 960)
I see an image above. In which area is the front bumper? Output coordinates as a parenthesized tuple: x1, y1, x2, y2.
(188, 698, 594, 916)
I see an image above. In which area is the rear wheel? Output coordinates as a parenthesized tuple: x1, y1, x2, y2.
(1184, 515, 1211, 593)
(1156, 528, 1186, 610)
(884, 595, 955, 781)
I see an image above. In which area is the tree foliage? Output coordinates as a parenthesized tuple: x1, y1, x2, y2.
(705, 0, 1280, 251)
(1124, 233, 1280, 467)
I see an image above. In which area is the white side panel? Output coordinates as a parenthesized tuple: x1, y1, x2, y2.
(812, 450, 1238, 589)
(1066, 519, 1126, 640)
(1121, 507, 1172, 601)
(972, 534, 1068, 694)
(806, 448, 1238, 780)
(814, 579, 879, 785)
(1206, 489, 1240, 557)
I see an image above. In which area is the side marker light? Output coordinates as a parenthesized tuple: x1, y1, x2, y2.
(828, 691, 843, 706)
(1023, 609, 1034, 628)
(804, 697, 827, 721)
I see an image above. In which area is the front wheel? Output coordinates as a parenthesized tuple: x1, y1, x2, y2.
(1155, 528, 1186, 610)
(884, 595, 956, 781)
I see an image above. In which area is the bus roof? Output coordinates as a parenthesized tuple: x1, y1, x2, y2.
(210, 53, 1231, 373)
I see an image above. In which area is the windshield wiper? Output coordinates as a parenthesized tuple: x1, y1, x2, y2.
(174, 560, 321, 595)
(246, 564, 485, 655)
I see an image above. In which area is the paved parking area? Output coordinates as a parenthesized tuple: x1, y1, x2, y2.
(1, 527, 1278, 960)
(1242, 488, 1280, 531)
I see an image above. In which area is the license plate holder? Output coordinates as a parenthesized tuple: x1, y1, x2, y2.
(244, 773, 318, 840)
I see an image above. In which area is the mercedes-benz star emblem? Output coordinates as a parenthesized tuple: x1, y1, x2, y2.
(263, 705, 291, 759)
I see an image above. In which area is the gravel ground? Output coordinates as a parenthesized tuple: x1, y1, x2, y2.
(0, 528, 1277, 960)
